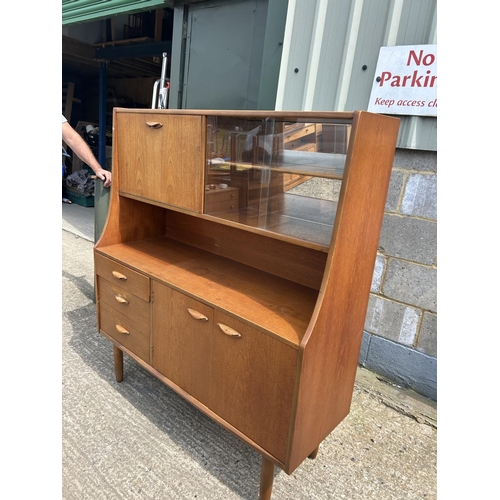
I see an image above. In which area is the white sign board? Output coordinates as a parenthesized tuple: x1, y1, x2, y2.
(368, 44, 437, 116)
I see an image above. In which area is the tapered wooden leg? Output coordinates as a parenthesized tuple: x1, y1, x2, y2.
(308, 445, 319, 459)
(260, 456, 274, 500)
(114, 346, 123, 382)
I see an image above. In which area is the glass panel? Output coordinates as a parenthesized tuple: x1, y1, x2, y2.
(205, 116, 351, 247)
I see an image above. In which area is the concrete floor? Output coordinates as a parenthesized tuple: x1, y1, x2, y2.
(62, 201, 97, 242)
(62, 202, 437, 499)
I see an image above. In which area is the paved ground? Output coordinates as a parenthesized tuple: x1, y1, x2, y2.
(62, 203, 437, 500)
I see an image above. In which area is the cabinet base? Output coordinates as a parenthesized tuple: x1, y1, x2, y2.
(111, 344, 284, 499)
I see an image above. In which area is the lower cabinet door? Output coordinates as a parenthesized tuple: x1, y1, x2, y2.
(151, 281, 213, 404)
(209, 311, 298, 463)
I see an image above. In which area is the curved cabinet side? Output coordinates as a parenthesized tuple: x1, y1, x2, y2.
(286, 111, 400, 473)
(95, 108, 168, 249)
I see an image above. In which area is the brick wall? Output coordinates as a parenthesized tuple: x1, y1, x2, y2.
(360, 149, 437, 401)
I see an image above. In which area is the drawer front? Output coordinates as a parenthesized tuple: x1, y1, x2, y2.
(205, 188, 239, 213)
(99, 302, 150, 362)
(284, 123, 316, 144)
(95, 254, 150, 301)
(205, 187, 239, 203)
(205, 187, 238, 214)
(284, 138, 317, 151)
(97, 276, 149, 325)
(205, 198, 239, 213)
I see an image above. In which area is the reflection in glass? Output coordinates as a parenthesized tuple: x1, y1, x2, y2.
(205, 116, 351, 247)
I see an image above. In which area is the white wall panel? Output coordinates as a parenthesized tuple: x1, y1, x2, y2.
(277, 0, 437, 150)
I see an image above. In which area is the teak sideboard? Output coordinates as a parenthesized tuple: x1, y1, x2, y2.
(94, 108, 399, 499)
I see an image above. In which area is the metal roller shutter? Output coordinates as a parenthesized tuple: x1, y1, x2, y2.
(62, 0, 171, 26)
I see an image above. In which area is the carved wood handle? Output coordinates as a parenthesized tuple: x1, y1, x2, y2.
(115, 324, 130, 335)
(114, 295, 129, 305)
(112, 271, 127, 280)
(187, 308, 209, 321)
(218, 323, 242, 338)
(146, 121, 163, 129)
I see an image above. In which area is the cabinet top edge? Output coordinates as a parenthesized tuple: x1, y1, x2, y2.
(113, 107, 359, 120)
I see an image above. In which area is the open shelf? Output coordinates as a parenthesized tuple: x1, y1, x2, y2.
(206, 192, 337, 248)
(118, 190, 336, 251)
(96, 236, 318, 347)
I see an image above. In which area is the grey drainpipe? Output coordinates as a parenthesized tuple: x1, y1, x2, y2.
(95, 61, 110, 243)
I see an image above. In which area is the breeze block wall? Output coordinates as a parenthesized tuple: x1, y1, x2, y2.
(360, 149, 437, 401)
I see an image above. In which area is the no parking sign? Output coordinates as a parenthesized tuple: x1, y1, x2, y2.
(368, 44, 437, 116)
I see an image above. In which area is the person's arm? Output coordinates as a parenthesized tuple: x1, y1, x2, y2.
(62, 121, 112, 188)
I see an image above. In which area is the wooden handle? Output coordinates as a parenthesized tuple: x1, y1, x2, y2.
(146, 121, 163, 129)
(112, 271, 127, 280)
(187, 308, 209, 321)
(114, 294, 129, 305)
(115, 324, 130, 335)
(218, 323, 241, 338)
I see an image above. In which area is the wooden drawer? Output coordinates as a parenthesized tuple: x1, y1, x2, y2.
(284, 138, 316, 151)
(284, 123, 317, 151)
(99, 302, 150, 362)
(97, 276, 149, 325)
(205, 199, 239, 213)
(95, 254, 150, 301)
(205, 187, 239, 203)
(205, 187, 238, 210)
(205, 187, 239, 213)
(284, 123, 316, 144)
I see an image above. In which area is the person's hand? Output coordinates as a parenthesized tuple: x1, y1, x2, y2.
(95, 169, 112, 188)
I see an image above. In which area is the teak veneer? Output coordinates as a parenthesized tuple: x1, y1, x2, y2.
(94, 108, 399, 499)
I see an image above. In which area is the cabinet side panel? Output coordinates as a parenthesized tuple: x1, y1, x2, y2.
(94, 108, 123, 248)
(287, 112, 400, 472)
(96, 111, 167, 248)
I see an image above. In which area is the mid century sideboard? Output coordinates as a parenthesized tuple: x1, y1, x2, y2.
(94, 108, 399, 499)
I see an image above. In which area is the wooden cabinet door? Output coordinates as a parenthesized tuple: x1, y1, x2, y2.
(209, 312, 298, 462)
(151, 282, 213, 404)
(116, 112, 204, 212)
